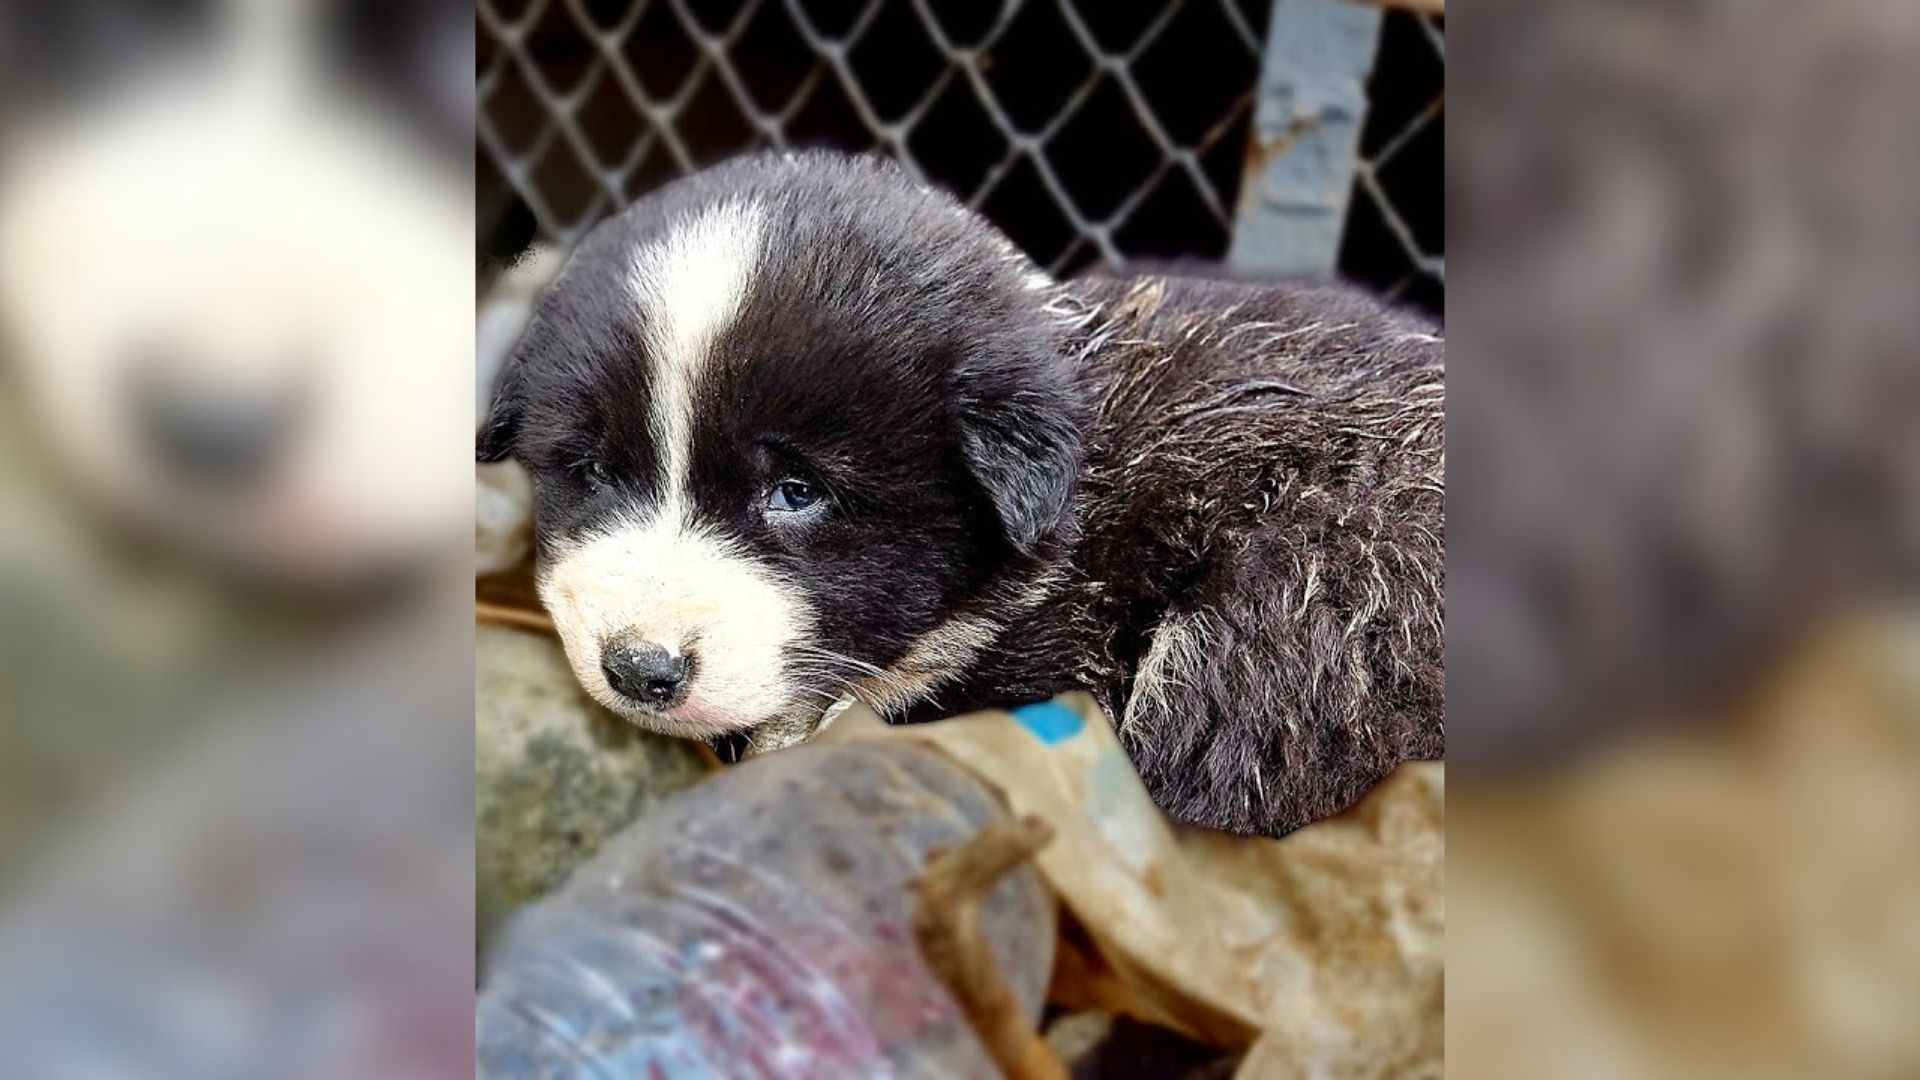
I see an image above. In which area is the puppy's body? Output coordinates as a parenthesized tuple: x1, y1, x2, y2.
(482, 153, 1443, 836)
(909, 276, 1445, 833)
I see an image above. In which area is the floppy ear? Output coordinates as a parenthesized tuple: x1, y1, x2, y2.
(476, 363, 522, 463)
(955, 363, 1082, 556)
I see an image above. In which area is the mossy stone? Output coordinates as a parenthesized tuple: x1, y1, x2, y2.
(476, 624, 710, 951)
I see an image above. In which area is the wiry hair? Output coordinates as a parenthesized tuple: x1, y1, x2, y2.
(484, 151, 1442, 837)
(939, 274, 1447, 835)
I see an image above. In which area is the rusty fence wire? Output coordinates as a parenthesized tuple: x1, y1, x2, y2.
(478, 0, 1442, 313)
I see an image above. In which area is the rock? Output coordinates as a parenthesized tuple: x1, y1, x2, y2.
(475, 462, 533, 577)
(475, 623, 710, 949)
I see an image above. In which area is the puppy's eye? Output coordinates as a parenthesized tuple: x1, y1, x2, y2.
(767, 478, 822, 513)
(575, 459, 614, 488)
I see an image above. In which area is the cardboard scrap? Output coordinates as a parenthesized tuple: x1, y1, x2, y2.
(822, 693, 1444, 1078)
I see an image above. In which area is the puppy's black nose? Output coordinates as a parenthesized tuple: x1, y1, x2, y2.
(600, 638, 691, 707)
(128, 373, 299, 489)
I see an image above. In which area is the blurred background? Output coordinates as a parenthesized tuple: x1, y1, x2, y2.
(0, 0, 475, 1075)
(1448, 2, 1920, 1078)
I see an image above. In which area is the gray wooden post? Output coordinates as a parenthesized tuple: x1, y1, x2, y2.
(1227, 0, 1384, 278)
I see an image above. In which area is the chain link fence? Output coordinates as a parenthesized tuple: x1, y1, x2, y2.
(478, 0, 1442, 314)
(1347, 7, 1443, 311)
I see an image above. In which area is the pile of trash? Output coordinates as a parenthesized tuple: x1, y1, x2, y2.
(476, 600, 1443, 1078)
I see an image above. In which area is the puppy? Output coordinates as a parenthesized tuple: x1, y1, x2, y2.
(0, 0, 473, 586)
(479, 152, 1443, 836)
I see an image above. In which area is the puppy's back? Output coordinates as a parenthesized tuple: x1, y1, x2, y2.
(1065, 275, 1444, 834)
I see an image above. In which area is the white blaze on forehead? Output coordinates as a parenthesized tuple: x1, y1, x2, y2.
(628, 199, 768, 502)
(538, 509, 812, 737)
(540, 199, 789, 738)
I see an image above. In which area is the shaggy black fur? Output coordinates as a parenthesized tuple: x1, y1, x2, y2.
(481, 152, 1444, 837)
(928, 274, 1446, 834)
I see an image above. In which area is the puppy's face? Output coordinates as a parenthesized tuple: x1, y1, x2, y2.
(0, 0, 474, 585)
(481, 155, 1081, 742)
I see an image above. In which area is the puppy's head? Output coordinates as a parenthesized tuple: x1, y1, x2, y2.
(0, 0, 474, 587)
(480, 152, 1081, 740)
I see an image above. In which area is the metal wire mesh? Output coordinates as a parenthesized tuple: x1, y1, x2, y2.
(478, 0, 1443, 311)
(1342, 8, 1444, 311)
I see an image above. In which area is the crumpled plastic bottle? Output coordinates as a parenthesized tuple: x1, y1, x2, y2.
(477, 740, 1055, 1078)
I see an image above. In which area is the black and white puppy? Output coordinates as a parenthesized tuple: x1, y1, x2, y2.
(479, 152, 1444, 836)
(0, 0, 474, 585)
